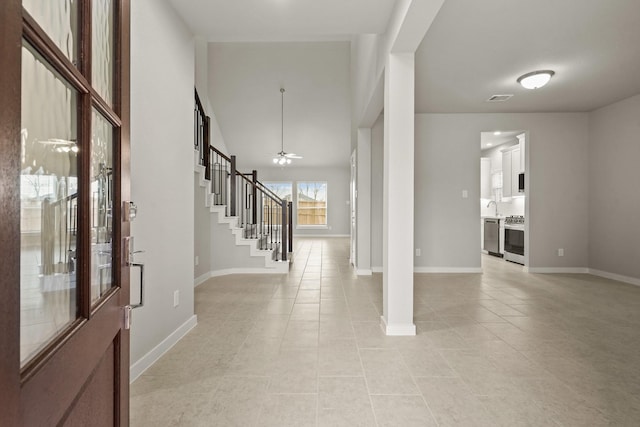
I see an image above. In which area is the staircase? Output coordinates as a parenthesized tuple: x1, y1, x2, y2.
(194, 90, 291, 274)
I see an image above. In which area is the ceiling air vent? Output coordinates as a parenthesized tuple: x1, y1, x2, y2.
(487, 94, 513, 102)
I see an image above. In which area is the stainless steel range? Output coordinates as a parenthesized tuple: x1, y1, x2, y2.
(504, 215, 525, 265)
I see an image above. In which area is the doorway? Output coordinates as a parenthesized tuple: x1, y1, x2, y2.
(0, 1, 131, 424)
(480, 130, 528, 268)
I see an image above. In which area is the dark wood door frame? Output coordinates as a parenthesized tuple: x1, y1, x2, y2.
(0, 1, 131, 424)
(0, 0, 24, 424)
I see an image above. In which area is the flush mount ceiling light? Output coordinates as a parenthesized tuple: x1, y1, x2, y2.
(493, 131, 501, 136)
(517, 70, 555, 90)
(272, 88, 302, 166)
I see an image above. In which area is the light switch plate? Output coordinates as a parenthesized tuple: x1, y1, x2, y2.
(462, 190, 468, 198)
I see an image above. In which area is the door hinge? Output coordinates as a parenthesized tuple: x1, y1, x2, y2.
(124, 305, 133, 330)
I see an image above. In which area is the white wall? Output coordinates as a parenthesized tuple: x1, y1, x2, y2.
(194, 174, 211, 281)
(371, 114, 384, 269)
(370, 112, 590, 271)
(194, 37, 229, 156)
(210, 217, 266, 272)
(208, 42, 351, 168)
(130, 0, 195, 365)
(255, 166, 350, 236)
(588, 93, 640, 280)
(414, 113, 589, 270)
(350, 34, 380, 146)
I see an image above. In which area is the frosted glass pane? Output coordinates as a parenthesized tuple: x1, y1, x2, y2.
(92, 0, 115, 105)
(23, 0, 79, 64)
(91, 109, 115, 304)
(20, 41, 79, 367)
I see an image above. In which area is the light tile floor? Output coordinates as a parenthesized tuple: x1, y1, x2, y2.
(131, 237, 640, 426)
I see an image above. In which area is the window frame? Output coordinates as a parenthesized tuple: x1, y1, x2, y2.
(262, 181, 293, 202)
(296, 181, 328, 229)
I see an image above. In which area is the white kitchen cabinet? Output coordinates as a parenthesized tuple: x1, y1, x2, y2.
(481, 157, 491, 199)
(517, 133, 525, 172)
(511, 148, 520, 195)
(502, 149, 513, 197)
(501, 145, 522, 198)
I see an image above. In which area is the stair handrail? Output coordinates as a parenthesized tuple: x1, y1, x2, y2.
(239, 171, 283, 203)
(195, 89, 211, 179)
(195, 90, 292, 263)
(236, 172, 289, 262)
(210, 144, 231, 163)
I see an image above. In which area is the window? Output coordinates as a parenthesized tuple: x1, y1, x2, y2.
(264, 182, 292, 201)
(297, 181, 327, 226)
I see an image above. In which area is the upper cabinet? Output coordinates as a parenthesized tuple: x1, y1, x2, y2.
(501, 144, 522, 198)
(517, 133, 525, 173)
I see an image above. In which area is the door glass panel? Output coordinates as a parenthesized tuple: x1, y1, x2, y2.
(91, 109, 115, 304)
(23, 0, 79, 65)
(20, 41, 79, 367)
(92, 0, 114, 105)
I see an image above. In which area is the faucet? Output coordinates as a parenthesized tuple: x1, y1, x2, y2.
(487, 200, 499, 217)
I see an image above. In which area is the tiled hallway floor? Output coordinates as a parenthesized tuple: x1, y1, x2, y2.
(131, 238, 640, 426)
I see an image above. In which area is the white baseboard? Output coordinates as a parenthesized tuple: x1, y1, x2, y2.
(356, 269, 373, 276)
(194, 272, 212, 287)
(380, 316, 416, 336)
(414, 267, 482, 273)
(293, 234, 349, 238)
(527, 267, 589, 274)
(130, 314, 198, 383)
(588, 268, 640, 287)
(210, 267, 286, 277)
(370, 266, 482, 274)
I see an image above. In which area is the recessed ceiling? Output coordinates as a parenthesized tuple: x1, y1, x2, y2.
(416, 0, 640, 113)
(168, 0, 398, 42)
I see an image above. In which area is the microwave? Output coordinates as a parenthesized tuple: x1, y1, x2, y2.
(518, 172, 525, 192)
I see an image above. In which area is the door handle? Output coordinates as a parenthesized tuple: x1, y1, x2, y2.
(124, 260, 144, 329)
(129, 262, 144, 309)
(124, 236, 145, 309)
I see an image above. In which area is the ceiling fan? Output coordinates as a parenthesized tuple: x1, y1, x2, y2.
(273, 88, 302, 165)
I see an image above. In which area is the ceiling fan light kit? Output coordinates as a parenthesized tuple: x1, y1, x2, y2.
(273, 88, 302, 166)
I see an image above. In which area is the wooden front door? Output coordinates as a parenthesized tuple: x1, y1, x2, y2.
(0, 1, 131, 425)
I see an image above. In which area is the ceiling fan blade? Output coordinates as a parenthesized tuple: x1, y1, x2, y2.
(284, 153, 302, 159)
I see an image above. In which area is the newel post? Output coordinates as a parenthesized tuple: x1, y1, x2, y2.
(230, 155, 237, 216)
(288, 201, 293, 253)
(281, 199, 288, 262)
(203, 116, 211, 180)
(251, 170, 258, 225)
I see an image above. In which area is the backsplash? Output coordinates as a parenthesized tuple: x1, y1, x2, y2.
(480, 196, 525, 217)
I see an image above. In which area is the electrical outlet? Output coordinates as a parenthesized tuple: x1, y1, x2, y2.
(462, 190, 468, 199)
(195, 256, 199, 266)
(558, 248, 564, 257)
(173, 290, 179, 307)
(415, 248, 421, 257)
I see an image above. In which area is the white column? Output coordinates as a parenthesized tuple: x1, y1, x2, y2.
(382, 52, 415, 336)
(356, 128, 372, 275)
